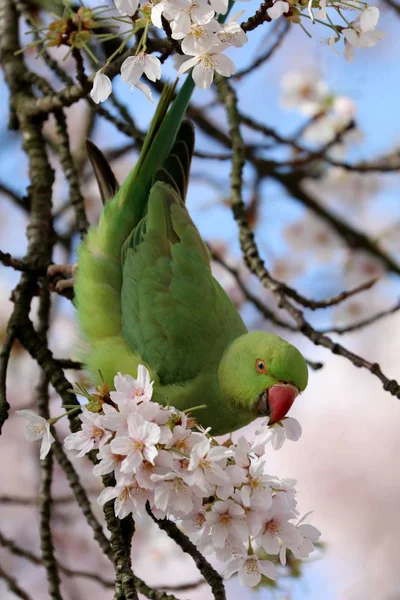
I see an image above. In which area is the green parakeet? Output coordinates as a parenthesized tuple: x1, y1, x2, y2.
(75, 76, 308, 436)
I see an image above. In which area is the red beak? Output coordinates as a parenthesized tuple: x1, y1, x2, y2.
(268, 385, 299, 424)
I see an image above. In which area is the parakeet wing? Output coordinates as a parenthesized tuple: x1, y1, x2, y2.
(120, 158, 247, 386)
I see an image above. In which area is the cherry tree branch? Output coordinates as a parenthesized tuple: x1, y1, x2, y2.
(216, 75, 400, 399)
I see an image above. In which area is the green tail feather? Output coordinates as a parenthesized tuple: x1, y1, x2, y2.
(75, 75, 196, 381)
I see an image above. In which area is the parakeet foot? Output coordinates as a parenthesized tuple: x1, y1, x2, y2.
(47, 262, 78, 295)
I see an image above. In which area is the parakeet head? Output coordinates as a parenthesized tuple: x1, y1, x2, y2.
(218, 331, 308, 424)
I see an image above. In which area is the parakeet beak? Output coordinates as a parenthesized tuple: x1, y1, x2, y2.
(256, 383, 299, 424)
(268, 383, 299, 424)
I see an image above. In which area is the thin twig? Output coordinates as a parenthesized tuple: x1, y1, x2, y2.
(0, 182, 27, 212)
(321, 299, 400, 334)
(241, 0, 273, 32)
(0, 529, 180, 598)
(0, 564, 32, 600)
(282, 278, 379, 310)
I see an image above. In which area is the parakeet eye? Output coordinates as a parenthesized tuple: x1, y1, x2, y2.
(255, 359, 267, 374)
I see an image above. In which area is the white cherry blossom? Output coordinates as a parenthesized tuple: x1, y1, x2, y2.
(185, 438, 231, 493)
(281, 70, 329, 116)
(165, 0, 215, 37)
(165, 424, 194, 454)
(224, 553, 277, 587)
(178, 22, 221, 55)
(121, 53, 161, 86)
(92, 444, 125, 480)
(152, 470, 199, 514)
(256, 496, 300, 560)
(16, 410, 55, 460)
(289, 522, 321, 559)
(112, 368, 153, 405)
(217, 11, 248, 47)
(231, 435, 252, 468)
(98, 480, 150, 518)
(137, 401, 173, 444)
(181, 509, 208, 536)
(205, 499, 248, 547)
(284, 213, 342, 261)
(64, 411, 111, 457)
(110, 412, 161, 472)
(266, 417, 302, 451)
(208, 535, 246, 562)
(343, 27, 384, 63)
(90, 71, 112, 104)
(344, 251, 385, 287)
(102, 400, 136, 434)
(216, 464, 247, 500)
(178, 46, 235, 89)
(136, 449, 175, 489)
(237, 458, 273, 509)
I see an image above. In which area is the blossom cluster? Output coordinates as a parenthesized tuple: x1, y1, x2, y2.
(52, 365, 319, 588)
(91, 0, 249, 102)
(271, 0, 384, 62)
(89, 0, 384, 104)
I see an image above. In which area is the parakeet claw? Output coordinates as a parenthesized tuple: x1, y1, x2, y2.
(47, 262, 78, 295)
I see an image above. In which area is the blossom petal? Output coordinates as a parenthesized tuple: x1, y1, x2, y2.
(238, 558, 261, 587)
(151, 2, 165, 27)
(328, 35, 340, 57)
(121, 56, 144, 85)
(39, 426, 55, 459)
(359, 30, 385, 48)
(282, 417, 302, 441)
(342, 29, 361, 49)
(259, 560, 277, 581)
(97, 486, 119, 506)
(110, 436, 132, 456)
(209, 0, 228, 14)
(177, 56, 200, 78)
(114, 0, 139, 16)
(192, 61, 214, 89)
(344, 38, 355, 63)
(90, 71, 112, 104)
(136, 82, 154, 103)
(143, 55, 162, 82)
(214, 53, 236, 78)
(360, 6, 379, 32)
(16, 409, 43, 423)
(267, 1, 289, 19)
